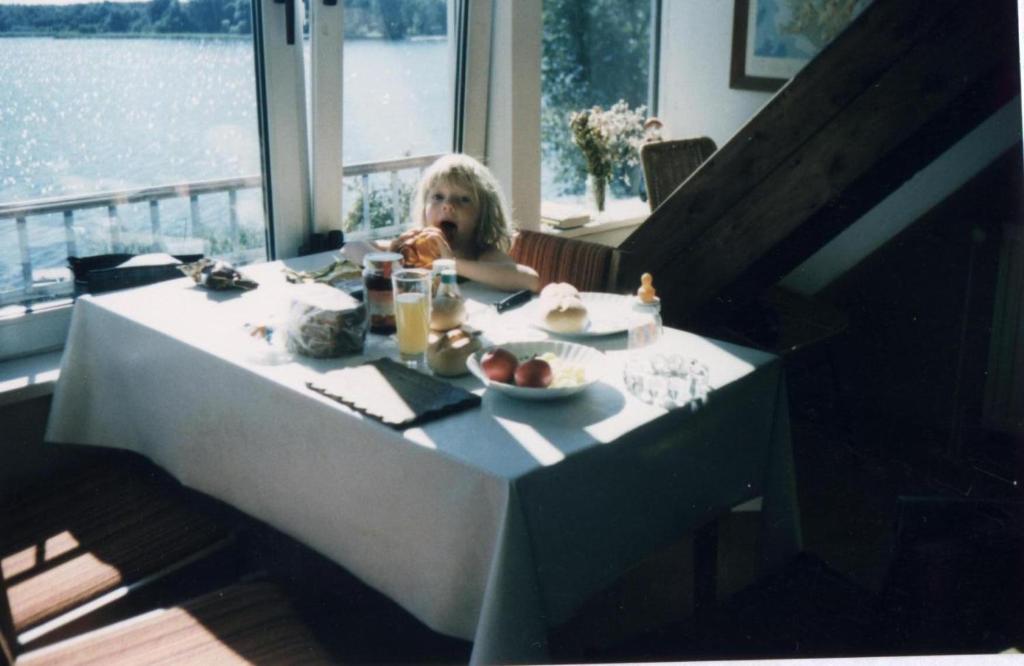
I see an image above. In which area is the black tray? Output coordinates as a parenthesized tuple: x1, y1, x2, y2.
(307, 358, 480, 429)
(69, 253, 203, 295)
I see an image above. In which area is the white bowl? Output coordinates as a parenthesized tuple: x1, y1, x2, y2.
(466, 340, 604, 400)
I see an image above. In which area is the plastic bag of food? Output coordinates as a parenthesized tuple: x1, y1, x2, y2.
(285, 283, 367, 358)
(178, 258, 258, 290)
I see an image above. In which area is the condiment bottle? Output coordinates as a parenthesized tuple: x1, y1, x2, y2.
(430, 262, 466, 331)
(431, 258, 456, 294)
(363, 252, 402, 334)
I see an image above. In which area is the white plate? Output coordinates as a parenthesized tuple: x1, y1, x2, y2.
(532, 292, 635, 337)
(466, 340, 604, 400)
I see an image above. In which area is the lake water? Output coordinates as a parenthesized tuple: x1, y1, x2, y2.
(0, 36, 451, 295)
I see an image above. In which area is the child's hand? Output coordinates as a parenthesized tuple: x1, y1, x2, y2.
(390, 227, 453, 268)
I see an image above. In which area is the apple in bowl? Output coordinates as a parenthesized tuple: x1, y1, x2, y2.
(480, 347, 518, 383)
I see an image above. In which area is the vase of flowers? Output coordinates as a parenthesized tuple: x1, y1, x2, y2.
(569, 100, 646, 213)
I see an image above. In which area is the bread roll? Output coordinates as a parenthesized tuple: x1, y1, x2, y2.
(391, 227, 449, 269)
(427, 327, 482, 377)
(543, 296, 589, 334)
(539, 282, 579, 302)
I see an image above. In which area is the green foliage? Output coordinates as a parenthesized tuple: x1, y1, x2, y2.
(205, 225, 265, 257)
(345, 181, 414, 233)
(542, 0, 651, 197)
(0, 0, 445, 38)
(0, 0, 253, 36)
(344, 0, 445, 39)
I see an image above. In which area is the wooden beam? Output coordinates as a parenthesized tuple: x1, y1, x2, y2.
(621, 0, 963, 261)
(725, 64, 1020, 303)
(619, 0, 1018, 325)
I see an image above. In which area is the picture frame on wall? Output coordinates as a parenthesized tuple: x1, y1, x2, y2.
(730, 0, 872, 92)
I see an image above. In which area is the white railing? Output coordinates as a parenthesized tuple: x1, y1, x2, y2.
(0, 153, 441, 308)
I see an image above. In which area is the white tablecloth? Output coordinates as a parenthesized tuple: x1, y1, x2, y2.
(45, 252, 801, 664)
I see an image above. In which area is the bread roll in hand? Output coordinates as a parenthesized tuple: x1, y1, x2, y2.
(390, 227, 452, 269)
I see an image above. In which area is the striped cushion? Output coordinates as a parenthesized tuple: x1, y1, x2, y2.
(1, 457, 228, 638)
(510, 230, 618, 292)
(18, 582, 331, 665)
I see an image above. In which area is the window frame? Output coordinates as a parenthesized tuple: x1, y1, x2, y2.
(1, 0, 304, 361)
(1, 0, 661, 363)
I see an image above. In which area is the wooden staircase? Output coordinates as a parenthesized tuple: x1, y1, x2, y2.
(618, 0, 1021, 329)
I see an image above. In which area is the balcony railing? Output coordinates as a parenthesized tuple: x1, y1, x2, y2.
(0, 153, 441, 309)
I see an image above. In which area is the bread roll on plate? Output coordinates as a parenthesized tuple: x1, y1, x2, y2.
(543, 295, 589, 334)
(539, 282, 579, 302)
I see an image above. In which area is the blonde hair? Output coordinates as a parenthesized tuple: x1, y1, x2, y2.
(411, 154, 514, 255)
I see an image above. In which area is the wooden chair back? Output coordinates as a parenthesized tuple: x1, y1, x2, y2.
(510, 230, 620, 292)
(640, 137, 717, 211)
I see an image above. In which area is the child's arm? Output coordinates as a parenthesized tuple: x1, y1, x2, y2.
(456, 248, 540, 293)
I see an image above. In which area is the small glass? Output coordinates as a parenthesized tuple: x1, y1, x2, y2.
(392, 268, 432, 368)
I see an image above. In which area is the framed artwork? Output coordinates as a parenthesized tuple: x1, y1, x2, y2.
(730, 0, 873, 92)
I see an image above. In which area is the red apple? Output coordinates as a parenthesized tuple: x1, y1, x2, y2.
(481, 347, 518, 383)
(514, 358, 553, 388)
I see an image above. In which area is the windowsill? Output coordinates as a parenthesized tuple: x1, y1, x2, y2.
(539, 197, 650, 241)
(0, 301, 73, 407)
(0, 349, 62, 408)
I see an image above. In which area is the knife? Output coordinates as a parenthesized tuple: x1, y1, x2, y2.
(495, 289, 533, 313)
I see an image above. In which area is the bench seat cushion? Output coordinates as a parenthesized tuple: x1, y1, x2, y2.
(1, 457, 228, 638)
(18, 582, 331, 665)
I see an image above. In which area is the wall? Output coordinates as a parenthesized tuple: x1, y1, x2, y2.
(657, 1, 771, 147)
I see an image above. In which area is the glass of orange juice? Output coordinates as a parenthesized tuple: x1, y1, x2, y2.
(392, 268, 432, 368)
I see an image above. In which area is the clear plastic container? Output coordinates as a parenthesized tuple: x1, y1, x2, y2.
(627, 297, 662, 349)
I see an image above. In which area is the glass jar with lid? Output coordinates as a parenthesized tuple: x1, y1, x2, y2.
(430, 260, 465, 331)
(363, 252, 402, 334)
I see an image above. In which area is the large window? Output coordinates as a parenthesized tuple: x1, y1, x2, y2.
(541, 0, 654, 203)
(341, 0, 454, 239)
(0, 0, 267, 314)
(0, 0, 465, 360)
(303, 0, 456, 240)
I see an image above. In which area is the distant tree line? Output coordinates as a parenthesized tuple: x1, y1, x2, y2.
(0, 0, 445, 38)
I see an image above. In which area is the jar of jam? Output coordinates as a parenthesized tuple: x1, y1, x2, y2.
(363, 252, 402, 334)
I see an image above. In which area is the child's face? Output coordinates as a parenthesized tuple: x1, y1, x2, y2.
(424, 179, 480, 251)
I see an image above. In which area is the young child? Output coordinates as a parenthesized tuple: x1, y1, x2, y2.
(343, 154, 540, 293)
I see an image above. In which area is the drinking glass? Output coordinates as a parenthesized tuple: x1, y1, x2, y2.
(392, 268, 432, 368)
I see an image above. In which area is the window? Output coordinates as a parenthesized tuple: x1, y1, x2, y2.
(540, 0, 655, 203)
(303, 0, 457, 241)
(0, 0, 467, 360)
(0, 0, 269, 319)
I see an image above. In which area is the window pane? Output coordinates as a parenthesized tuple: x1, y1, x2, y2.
(0, 1, 265, 309)
(541, 0, 651, 202)
(306, 0, 452, 238)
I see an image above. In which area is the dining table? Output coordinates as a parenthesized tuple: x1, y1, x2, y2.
(45, 251, 801, 665)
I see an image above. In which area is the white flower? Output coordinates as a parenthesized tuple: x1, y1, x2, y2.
(569, 100, 647, 180)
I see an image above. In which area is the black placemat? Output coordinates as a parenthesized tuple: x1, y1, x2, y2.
(307, 357, 480, 429)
